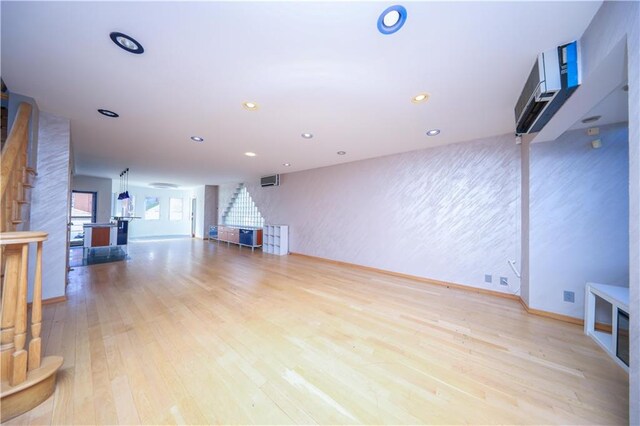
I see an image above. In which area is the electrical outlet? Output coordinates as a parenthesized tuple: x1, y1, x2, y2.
(484, 274, 492, 283)
(500, 277, 508, 286)
(563, 291, 575, 303)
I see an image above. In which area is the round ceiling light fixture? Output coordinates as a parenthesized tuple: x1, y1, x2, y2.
(110, 32, 144, 54)
(377, 5, 407, 35)
(301, 133, 313, 139)
(337, 151, 346, 155)
(244, 152, 257, 157)
(98, 109, 119, 118)
(581, 115, 601, 124)
(190, 136, 204, 142)
(283, 163, 291, 167)
(412, 93, 430, 104)
(426, 129, 441, 136)
(242, 101, 259, 110)
(149, 182, 179, 189)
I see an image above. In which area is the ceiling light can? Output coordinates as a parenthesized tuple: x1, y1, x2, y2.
(301, 133, 313, 139)
(98, 109, 119, 118)
(243, 101, 259, 110)
(191, 136, 204, 142)
(412, 93, 430, 104)
(337, 151, 346, 155)
(110, 32, 144, 54)
(245, 152, 257, 157)
(377, 5, 407, 35)
(426, 129, 441, 136)
(581, 115, 601, 124)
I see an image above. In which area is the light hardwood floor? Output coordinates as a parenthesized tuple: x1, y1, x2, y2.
(6, 238, 628, 425)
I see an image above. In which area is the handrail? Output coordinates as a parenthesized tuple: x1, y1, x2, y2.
(0, 102, 32, 201)
(1, 231, 48, 384)
(0, 231, 48, 245)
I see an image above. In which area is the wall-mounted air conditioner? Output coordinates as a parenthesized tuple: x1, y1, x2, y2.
(261, 174, 279, 187)
(515, 41, 580, 135)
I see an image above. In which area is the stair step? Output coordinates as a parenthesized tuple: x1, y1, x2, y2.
(11, 220, 22, 225)
(22, 183, 34, 188)
(25, 167, 37, 176)
(16, 200, 29, 205)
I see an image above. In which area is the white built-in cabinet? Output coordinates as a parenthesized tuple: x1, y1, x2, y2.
(263, 225, 288, 255)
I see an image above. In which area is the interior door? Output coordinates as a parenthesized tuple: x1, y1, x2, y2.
(191, 198, 196, 237)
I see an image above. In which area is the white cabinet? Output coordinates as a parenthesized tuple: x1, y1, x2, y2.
(263, 225, 288, 255)
(584, 282, 629, 372)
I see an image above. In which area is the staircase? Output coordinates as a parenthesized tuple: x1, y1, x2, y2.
(0, 101, 63, 421)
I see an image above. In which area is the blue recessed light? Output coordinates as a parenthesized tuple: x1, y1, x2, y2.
(377, 5, 407, 35)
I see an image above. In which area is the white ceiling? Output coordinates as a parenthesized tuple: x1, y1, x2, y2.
(1, 1, 602, 187)
(569, 83, 629, 131)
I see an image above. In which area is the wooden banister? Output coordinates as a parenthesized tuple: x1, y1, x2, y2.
(0, 232, 63, 422)
(0, 101, 63, 421)
(0, 102, 31, 201)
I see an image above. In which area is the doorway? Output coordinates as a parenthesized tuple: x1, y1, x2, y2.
(191, 198, 196, 237)
(70, 191, 97, 247)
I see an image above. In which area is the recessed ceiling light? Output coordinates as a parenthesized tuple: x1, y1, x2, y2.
(245, 152, 257, 157)
(301, 133, 313, 139)
(242, 101, 259, 110)
(412, 93, 430, 104)
(149, 183, 179, 189)
(98, 109, 119, 118)
(190, 136, 204, 142)
(581, 115, 601, 124)
(283, 163, 291, 167)
(337, 151, 346, 155)
(377, 5, 407, 35)
(426, 129, 441, 136)
(109, 32, 144, 54)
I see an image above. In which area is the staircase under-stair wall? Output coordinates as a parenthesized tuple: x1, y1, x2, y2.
(0, 101, 63, 421)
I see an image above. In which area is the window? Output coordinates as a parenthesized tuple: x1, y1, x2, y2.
(169, 198, 183, 221)
(222, 184, 264, 228)
(70, 191, 96, 246)
(144, 196, 160, 220)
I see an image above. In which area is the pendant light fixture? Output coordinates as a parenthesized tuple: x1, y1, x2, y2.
(117, 168, 131, 200)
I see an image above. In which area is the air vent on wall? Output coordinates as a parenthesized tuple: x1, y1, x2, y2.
(261, 174, 279, 187)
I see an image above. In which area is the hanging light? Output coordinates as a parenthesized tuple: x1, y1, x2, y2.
(117, 168, 131, 200)
(123, 168, 130, 200)
(117, 172, 125, 200)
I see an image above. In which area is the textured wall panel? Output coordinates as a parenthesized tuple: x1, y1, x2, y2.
(30, 111, 70, 300)
(243, 133, 521, 294)
(580, 2, 639, 421)
(529, 123, 629, 318)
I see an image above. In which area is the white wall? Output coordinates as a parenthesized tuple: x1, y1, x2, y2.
(193, 185, 205, 238)
(204, 185, 219, 235)
(239, 132, 522, 295)
(557, 3, 639, 420)
(29, 112, 70, 300)
(111, 183, 192, 238)
(529, 123, 629, 318)
(71, 174, 112, 222)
